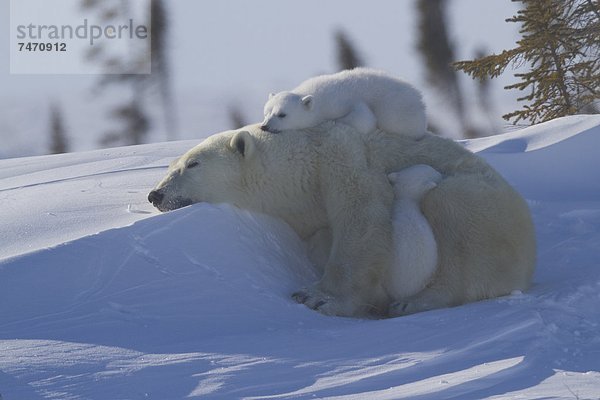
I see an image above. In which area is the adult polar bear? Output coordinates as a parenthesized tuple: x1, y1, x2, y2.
(148, 123, 536, 318)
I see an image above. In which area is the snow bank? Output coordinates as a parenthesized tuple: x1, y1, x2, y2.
(463, 115, 600, 201)
(1, 116, 599, 399)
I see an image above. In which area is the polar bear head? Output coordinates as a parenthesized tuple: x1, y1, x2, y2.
(261, 91, 315, 133)
(148, 130, 255, 212)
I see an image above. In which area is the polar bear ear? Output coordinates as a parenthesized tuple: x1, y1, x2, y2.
(301, 95, 313, 109)
(229, 130, 255, 158)
(268, 92, 275, 99)
(387, 172, 398, 184)
(424, 181, 438, 190)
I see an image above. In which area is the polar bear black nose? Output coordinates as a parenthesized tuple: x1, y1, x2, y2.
(148, 189, 164, 205)
(260, 124, 269, 131)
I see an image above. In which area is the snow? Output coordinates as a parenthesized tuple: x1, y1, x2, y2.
(1, 115, 600, 399)
(463, 115, 600, 202)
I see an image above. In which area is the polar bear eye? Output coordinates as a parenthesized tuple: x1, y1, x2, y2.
(187, 161, 199, 169)
(277, 113, 287, 118)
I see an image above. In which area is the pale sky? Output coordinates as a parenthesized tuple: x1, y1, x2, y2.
(0, 0, 521, 157)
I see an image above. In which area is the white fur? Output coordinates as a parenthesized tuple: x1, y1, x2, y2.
(387, 165, 442, 299)
(261, 68, 426, 138)
(150, 122, 536, 318)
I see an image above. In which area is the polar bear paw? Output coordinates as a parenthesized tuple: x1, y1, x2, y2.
(292, 287, 342, 316)
(388, 300, 423, 317)
(389, 289, 451, 317)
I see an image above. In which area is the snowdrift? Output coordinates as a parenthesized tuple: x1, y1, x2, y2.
(1, 115, 599, 399)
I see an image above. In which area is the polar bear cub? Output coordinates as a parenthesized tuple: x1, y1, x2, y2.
(387, 164, 442, 300)
(261, 68, 426, 138)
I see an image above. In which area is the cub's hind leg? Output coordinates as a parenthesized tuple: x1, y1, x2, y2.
(337, 101, 377, 134)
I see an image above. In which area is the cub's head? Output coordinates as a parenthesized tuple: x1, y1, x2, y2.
(261, 91, 314, 133)
(148, 130, 255, 212)
(388, 164, 442, 200)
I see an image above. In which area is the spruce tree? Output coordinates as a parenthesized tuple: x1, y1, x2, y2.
(82, 0, 176, 145)
(454, 0, 600, 124)
(334, 29, 364, 71)
(415, 0, 480, 137)
(228, 104, 247, 130)
(150, 0, 179, 140)
(416, 0, 460, 103)
(49, 103, 69, 154)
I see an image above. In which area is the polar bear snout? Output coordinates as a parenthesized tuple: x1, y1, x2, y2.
(148, 188, 194, 212)
(260, 123, 279, 134)
(148, 189, 164, 206)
